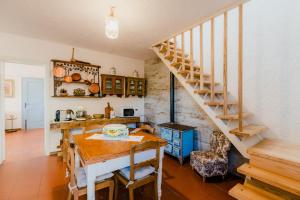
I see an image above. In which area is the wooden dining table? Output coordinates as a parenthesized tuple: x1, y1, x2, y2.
(72, 131, 167, 200)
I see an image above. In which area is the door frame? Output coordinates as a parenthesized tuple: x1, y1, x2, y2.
(0, 59, 51, 164)
(21, 77, 45, 130)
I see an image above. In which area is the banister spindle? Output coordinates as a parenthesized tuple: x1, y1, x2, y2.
(189, 29, 194, 80)
(173, 36, 177, 61)
(210, 18, 215, 102)
(200, 24, 204, 90)
(167, 39, 170, 55)
(223, 12, 228, 115)
(238, 4, 243, 131)
(181, 33, 185, 70)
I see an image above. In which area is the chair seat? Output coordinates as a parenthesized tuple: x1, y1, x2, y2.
(75, 168, 114, 188)
(119, 166, 155, 180)
(191, 150, 227, 164)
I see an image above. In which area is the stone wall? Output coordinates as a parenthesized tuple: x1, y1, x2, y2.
(144, 58, 217, 151)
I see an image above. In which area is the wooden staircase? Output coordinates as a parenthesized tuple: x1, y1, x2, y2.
(152, 4, 265, 158)
(229, 139, 300, 199)
(151, 1, 300, 199)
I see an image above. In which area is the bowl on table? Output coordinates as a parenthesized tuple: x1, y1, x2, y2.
(102, 124, 129, 137)
(93, 114, 104, 119)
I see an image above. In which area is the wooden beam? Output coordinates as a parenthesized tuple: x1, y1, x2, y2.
(238, 4, 243, 131)
(189, 29, 194, 80)
(223, 12, 228, 115)
(200, 24, 204, 90)
(210, 18, 215, 102)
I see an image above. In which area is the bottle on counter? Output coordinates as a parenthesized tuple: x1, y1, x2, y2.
(110, 108, 116, 119)
(105, 102, 112, 119)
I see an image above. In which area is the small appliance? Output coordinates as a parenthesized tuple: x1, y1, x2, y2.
(65, 109, 74, 121)
(123, 108, 134, 117)
(55, 110, 61, 122)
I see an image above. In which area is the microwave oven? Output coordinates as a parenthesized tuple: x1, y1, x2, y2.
(123, 108, 134, 117)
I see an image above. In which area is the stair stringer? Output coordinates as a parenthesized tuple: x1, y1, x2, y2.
(152, 47, 262, 158)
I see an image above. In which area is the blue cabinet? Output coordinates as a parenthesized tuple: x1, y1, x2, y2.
(159, 123, 195, 165)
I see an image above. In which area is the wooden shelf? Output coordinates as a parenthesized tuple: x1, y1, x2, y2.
(51, 59, 101, 68)
(52, 95, 100, 99)
(55, 80, 99, 85)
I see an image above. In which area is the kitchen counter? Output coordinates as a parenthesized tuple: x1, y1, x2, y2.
(50, 117, 140, 130)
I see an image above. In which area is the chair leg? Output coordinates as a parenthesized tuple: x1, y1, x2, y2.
(114, 177, 119, 200)
(109, 181, 114, 200)
(129, 188, 134, 200)
(154, 179, 158, 200)
(67, 190, 72, 200)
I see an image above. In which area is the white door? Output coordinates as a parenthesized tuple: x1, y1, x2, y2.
(22, 78, 44, 130)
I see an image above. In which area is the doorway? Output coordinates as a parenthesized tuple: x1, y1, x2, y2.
(22, 78, 44, 130)
(3, 62, 46, 162)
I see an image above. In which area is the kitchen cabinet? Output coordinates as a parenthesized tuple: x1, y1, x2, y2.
(101, 74, 125, 97)
(125, 77, 146, 97)
(158, 123, 195, 165)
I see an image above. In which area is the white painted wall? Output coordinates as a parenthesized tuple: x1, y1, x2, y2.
(4, 63, 45, 129)
(0, 32, 144, 154)
(176, 0, 300, 143)
(0, 61, 5, 164)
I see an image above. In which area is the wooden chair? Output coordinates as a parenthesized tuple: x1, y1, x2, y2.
(66, 147, 115, 200)
(82, 123, 105, 134)
(132, 124, 156, 135)
(114, 141, 160, 200)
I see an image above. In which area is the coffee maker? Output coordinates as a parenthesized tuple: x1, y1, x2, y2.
(65, 109, 74, 121)
(55, 110, 61, 122)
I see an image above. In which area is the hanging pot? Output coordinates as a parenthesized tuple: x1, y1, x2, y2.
(64, 68, 72, 83)
(88, 83, 100, 94)
(71, 73, 81, 81)
(53, 65, 65, 78)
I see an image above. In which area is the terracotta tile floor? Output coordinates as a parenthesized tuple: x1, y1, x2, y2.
(0, 129, 241, 200)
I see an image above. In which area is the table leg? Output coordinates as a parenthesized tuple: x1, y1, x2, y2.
(62, 129, 70, 162)
(85, 165, 96, 200)
(158, 147, 164, 200)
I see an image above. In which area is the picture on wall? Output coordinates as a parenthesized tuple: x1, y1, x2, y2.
(4, 79, 15, 97)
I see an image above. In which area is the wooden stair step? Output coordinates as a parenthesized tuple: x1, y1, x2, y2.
(204, 101, 237, 107)
(178, 70, 209, 77)
(229, 183, 285, 200)
(247, 139, 300, 168)
(187, 80, 219, 86)
(171, 61, 200, 70)
(248, 139, 300, 182)
(238, 163, 300, 196)
(194, 89, 224, 95)
(230, 125, 267, 137)
(165, 54, 190, 62)
(216, 113, 250, 120)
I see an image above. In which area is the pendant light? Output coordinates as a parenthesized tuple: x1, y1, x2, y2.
(105, 6, 119, 39)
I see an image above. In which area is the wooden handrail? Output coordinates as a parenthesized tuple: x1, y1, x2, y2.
(151, 0, 247, 47)
(210, 18, 215, 102)
(223, 12, 228, 115)
(238, 4, 243, 131)
(189, 29, 194, 80)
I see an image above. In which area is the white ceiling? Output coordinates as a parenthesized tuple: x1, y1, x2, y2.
(0, 0, 239, 60)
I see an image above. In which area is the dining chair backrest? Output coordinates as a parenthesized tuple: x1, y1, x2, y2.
(139, 124, 155, 134)
(67, 147, 76, 188)
(82, 124, 104, 134)
(129, 141, 160, 182)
